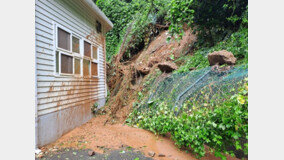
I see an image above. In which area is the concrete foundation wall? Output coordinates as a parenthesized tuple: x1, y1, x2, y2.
(37, 102, 93, 147)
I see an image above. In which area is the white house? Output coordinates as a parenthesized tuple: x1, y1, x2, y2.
(35, 0, 113, 147)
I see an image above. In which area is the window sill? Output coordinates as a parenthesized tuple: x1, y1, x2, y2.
(54, 73, 73, 78)
(57, 47, 72, 54)
(54, 74, 100, 79)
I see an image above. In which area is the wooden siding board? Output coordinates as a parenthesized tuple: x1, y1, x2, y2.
(36, 1, 102, 46)
(37, 93, 102, 111)
(36, 2, 100, 43)
(37, 88, 99, 99)
(37, 98, 98, 116)
(37, 53, 54, 61)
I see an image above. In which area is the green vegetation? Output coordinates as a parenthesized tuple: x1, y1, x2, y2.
(127, 79, 248, 159)
(176, 27, 248, 73)
(167, 0, 247, 46)
(96, 0, 247, 62)
(91, 102, 98, 113)
(96, 0, 170, 62)
(96, 0, 137, 61)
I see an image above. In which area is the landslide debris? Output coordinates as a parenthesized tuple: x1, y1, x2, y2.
(105, 28, 196, 123)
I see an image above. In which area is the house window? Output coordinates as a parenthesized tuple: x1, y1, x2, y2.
(83, 59, 90, 76)
(55, 25, 99, 77)
(74, 58, 81, 75)
(91, 62, 98, 76)
(84, 41, 91, 57)
(96, 21, 102, 33)
(72, 36, 80, 53)
(92, 46, 98, 60)
(58, 27, 70, 51)
(61, 54, 73, 74)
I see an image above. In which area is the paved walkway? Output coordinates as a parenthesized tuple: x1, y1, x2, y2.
(36, 148, 152, 160)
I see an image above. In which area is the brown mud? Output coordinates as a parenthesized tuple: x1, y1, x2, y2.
(45, 115, 239, 160)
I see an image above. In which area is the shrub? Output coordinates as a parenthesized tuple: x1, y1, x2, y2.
(127, 79, 248, 159)
(91, 102, 99, 113)
(167, 0, 248, 47)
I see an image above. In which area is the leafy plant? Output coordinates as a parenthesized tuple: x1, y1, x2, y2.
(166, 0, 248, 47)
(127, 79, 248, 159)
(91, 102, 99, 113)
(166, 0, 195, 39)
(96, 0, 171, 62)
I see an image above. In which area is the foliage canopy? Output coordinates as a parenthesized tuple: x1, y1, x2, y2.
(96, 0, 248, 61)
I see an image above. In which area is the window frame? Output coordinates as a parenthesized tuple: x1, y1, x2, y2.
(92, 45, 98, 60)
(74, 57, 82, 76)
(91, 44, 99, 78)
(56, 51, 74, 76)
(54, 23, 99, 78)
(71, 35, 81, 55)
(56, 25, 72, 53)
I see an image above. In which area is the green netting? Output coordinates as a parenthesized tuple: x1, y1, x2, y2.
(140, 64, 248, 115)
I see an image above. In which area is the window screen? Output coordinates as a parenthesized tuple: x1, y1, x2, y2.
(83, 59, 90, 76)
(72, 36, 80, 53)
(91, 62, 98, 76)
(61, 54, 73, 74)
(92, 46, 98, 59)
(84, 41, 91, 57)
(58, 28, 70, 50)
(74, 58, 81, 74)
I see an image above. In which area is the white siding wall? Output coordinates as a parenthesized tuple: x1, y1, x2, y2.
(35, 0, 106, 116)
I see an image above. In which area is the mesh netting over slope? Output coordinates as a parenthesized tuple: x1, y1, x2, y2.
(140, 64, 248, 114)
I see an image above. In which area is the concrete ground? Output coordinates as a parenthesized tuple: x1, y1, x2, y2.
(36, 148, 153, 160)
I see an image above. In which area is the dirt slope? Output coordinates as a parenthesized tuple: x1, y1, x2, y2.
(105, 28, 196, 122)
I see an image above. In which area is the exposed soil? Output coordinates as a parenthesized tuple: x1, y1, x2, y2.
(105, 28, 197, 123)
(44, 115, 240, 160)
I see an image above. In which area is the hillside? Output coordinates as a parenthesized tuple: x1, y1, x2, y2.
(105, 28, 197, 122)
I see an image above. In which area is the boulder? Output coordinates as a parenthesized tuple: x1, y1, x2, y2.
(158, 153, 166, 157)
(157, 62, 178, 73)
(88, 150, 95, 156)
(148, 151, 155, 157)
(208, 50, 237, 66)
